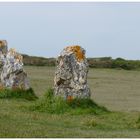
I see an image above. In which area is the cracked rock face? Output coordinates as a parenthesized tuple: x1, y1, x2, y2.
(0, 48, 30, 89)
(54, 45, 91, 100)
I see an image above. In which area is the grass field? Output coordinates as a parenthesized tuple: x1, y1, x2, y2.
(0, 66, 140, 138)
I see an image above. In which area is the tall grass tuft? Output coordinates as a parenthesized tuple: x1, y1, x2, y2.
(29, 88, 109, 115)
(136, 116, 140, 129)
(0, 88, 38, 100)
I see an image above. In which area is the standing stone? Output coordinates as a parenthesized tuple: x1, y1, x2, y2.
(0, 48, 30, 90)
(54, 45, 91, 100)
(0, 40, 8, 88)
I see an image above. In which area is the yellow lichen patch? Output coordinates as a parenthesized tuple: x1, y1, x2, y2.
(15, 53, 23, 63)
(9, 48, 16, 56)
(65, 45, 85, 62)
(0, 40, 7, 54)
(9, 48, 23, 63)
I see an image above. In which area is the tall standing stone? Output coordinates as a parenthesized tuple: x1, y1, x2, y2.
(0, 48, 30, 90)
(54, 45, 91, 100)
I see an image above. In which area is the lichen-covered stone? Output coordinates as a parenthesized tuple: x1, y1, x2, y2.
(0, 48, 30, 89)
(54, 45, 91, 100)
(0, 40, 8, 87)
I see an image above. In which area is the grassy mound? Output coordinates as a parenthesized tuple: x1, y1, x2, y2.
(0, 88, 38, 100)
(29, 88, 108, 115)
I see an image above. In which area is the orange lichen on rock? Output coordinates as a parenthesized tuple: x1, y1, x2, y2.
(67, 95, 73, 102)
(65, 45, 85, 62)
(0, 84, 4, 90)
(0, 40, 8, 54)
(15, 53, 23, 63)
(0, 41, 5, 48)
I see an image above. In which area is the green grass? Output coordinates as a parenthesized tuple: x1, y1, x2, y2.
(0, 66, 140, 137)
(29, 88, 108, 115)
(0, 98, 140, 138)
(0, 88, 38, 101)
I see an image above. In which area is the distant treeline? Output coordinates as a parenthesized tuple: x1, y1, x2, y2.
(22, 54, 140, 70)
(87, 57, 140, 70)
(23, 54, 56, 66)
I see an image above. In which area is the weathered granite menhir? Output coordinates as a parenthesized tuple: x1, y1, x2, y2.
(0, 40, 30, 90)
(54, 45, 91, 100)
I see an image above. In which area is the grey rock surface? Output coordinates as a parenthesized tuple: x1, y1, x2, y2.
(54, 45, 91, 100)
(0, 40, 8, 86)
(0, 48, 30, 89)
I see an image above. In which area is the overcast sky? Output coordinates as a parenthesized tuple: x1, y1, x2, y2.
(0, 2, 140, 60)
